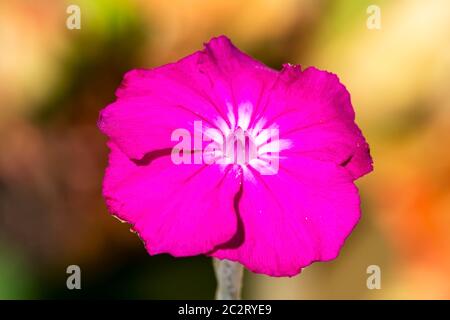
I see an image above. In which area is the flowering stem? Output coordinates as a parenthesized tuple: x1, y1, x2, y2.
(213, 258, 244, 300)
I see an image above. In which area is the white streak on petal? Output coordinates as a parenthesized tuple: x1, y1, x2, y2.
(237, 101, 253, 130)
(203, 127, 224, 145)
(242, 166, 256, 183)
(214, 117, 231, 136)
(252, 118, 267, 136)
(226, 102, 236, 130)
(248, 158, 278, 175)
(258, 139, 292, 155)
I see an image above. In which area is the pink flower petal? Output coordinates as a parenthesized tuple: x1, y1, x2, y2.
(257, 65, 373, 180)
(210, 156, 361, 276)
(98, 36, 277, 160)
(98, 36, 374, 277)
(103, 142, 241, 256)
(202, 36, 278, 122)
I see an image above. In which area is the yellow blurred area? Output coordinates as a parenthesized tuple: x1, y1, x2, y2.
(0, 0, 449, 299)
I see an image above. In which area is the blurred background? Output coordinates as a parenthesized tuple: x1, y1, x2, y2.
(0, 0, 449, 299)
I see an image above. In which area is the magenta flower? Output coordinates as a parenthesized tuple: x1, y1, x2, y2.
(98, 36, 373, 277)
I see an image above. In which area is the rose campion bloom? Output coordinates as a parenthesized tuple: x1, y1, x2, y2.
(98, 36, 373, 276)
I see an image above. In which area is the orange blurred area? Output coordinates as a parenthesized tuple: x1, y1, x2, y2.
(0, 0, 449, 299)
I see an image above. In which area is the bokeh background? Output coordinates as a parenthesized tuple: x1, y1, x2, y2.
(1, 0, 449, 299)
